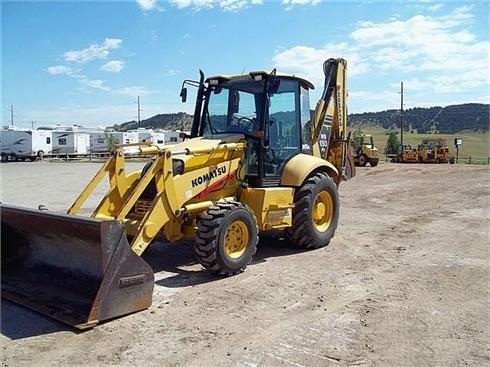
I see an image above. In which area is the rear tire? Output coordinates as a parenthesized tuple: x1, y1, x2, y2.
(287, 172, 339, 249)
(358, 154, 368, 167)
(194, 201, 258, 276)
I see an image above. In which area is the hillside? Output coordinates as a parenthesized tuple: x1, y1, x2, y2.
(349, 103, 489, 133)
(111, 103, 489, 133)
(111, 112, 194, 132)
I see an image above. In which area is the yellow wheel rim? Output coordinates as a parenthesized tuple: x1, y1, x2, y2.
(312, 191, 333, 232)
(224, 220, 249, 259)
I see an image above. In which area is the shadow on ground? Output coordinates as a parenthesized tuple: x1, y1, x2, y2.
(0, 300, 71, 340)
(1, 234, 309, 339)
(150, 234, 309, 288)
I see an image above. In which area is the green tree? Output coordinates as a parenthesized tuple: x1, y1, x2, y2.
(385, 131, 400, 154)
(105, 132, 118, 152)
(352, 128, 364, 152)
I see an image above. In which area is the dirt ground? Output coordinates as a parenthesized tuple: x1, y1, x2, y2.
(1, 160, 489, 367)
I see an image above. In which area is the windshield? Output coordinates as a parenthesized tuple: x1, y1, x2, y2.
(203, 84, 260, 137)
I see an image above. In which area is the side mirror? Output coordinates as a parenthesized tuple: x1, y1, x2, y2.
(180, 87, 188, 103)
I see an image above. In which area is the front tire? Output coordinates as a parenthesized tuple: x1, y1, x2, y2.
(194, 201, 258, 276)
(287, 172, 340, 249)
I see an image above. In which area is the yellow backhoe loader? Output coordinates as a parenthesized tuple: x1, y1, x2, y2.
(353, 134, 379, 167)
(1, 58, 355, 329)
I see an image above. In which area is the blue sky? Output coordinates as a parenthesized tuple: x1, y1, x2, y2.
(2, 0, 489, 128)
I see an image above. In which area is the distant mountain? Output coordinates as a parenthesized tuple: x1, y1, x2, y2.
(348, 103, 489, 133)
(111, 112, 193, 132)
(111, 103, 489, 134)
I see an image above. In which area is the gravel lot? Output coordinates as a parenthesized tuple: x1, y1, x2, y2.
(1, 160, 489, 367)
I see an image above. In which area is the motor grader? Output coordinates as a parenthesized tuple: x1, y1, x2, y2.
(1, 58, 355, 329)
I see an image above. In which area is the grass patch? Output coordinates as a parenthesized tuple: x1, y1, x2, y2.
(350, 125, 490, 161)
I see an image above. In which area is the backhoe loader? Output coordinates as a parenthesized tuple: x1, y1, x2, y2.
(353, 134, 379, 167)
(1, 58, 355, 329)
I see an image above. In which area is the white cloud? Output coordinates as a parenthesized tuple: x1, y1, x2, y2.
(169, 0, 262, 12)
(47, 65, 74, 75)
(282, 0, 320, 11)
(116, 86, 152, 98)
(427, 4, 443, 12)
(272, 44, 368, 86)
(77, 78, 152, 98)
(63, 38, 122, 63)
(101, 60, 125, 73)
(79, 78, 112, 92)
(136, 0, 157, 10)
(272, 5, 489, 111)
(349, 90, 401, 111)
(163, 69, 181, 77)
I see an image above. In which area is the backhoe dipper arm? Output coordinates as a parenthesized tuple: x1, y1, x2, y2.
(310, 58, 352, 184)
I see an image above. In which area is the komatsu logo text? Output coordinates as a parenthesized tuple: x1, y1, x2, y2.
(192, 166, 227, 188)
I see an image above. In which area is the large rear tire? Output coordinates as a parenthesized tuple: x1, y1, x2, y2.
(358, 154, 368, 167)
(287, 172, 339, 249)
(194, 201, 258, 276)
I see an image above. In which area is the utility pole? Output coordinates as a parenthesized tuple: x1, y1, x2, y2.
(400, 82, 404, 147)
(10, 105, 14, 126)
(137, 96, 141, 128)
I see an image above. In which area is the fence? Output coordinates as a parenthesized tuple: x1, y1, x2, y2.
(458, 156, 490, 165)
(384, 154, 490, 165)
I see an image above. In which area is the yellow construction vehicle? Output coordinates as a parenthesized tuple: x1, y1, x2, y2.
(417, 138, 455, 164)
(353, 134, 379, 167)
(1, 58, 355, 329)
(392, 139, 455, 164)
(391, 144, 419, 163)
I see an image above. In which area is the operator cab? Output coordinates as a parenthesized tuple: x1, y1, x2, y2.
(182, 71, 314, 187)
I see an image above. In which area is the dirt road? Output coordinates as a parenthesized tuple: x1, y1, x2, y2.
(1, 161, 489, 366)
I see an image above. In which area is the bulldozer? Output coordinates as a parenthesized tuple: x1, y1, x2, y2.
(353, 133, 379, 167)
(1, 58, 355, 329)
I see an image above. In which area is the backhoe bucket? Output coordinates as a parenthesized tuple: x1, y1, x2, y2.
(1, 204, 154, 329)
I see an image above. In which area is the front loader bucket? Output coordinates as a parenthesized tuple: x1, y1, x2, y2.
(1, 204, 154, 329)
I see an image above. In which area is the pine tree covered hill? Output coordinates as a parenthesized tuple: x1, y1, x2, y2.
(111, 103, 489, 133)
(348, 103, 489, 133)
(111, 112, 194, 132)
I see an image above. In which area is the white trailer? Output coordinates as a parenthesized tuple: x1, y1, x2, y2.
(89, 131, 113, 154)
(0, 127, 52, 162)
(129, 129, 166, 145)
(52, 130, 90, 155)
(135, 129, 182, 145)
(162, 130, 181, 145)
